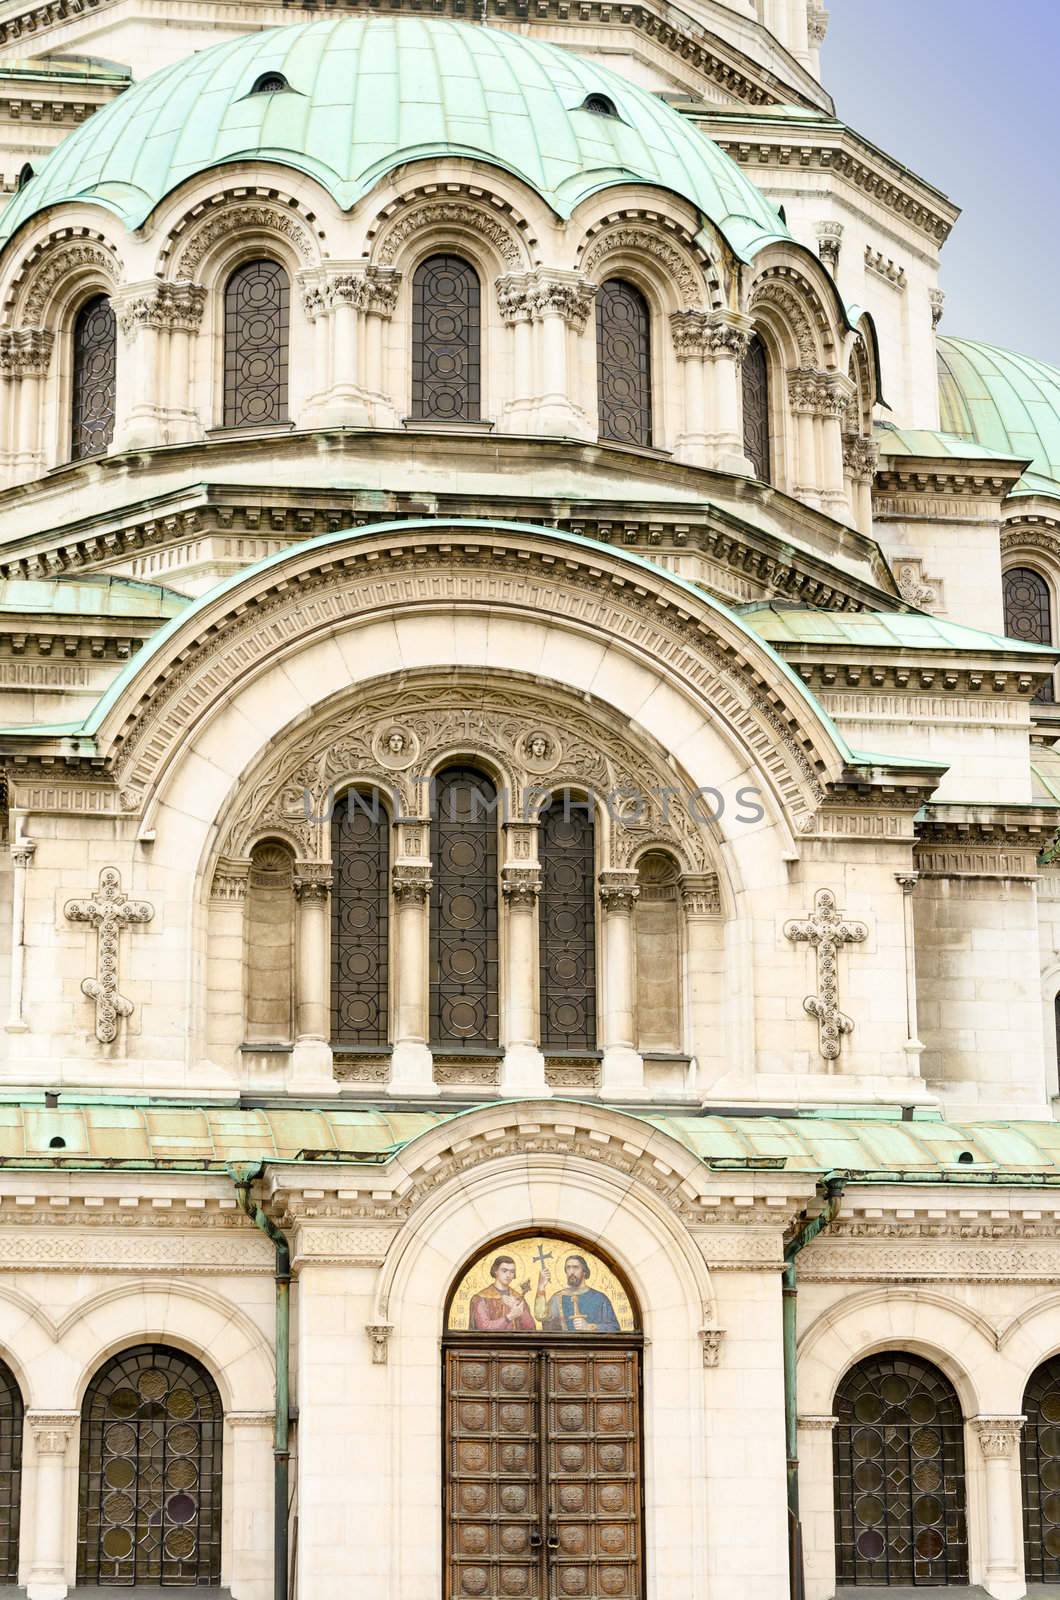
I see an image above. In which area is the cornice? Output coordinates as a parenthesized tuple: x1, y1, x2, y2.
(914, 802, 1060, 880)
(790, 654, 1049, 700)
(874, 461, 1029, 510)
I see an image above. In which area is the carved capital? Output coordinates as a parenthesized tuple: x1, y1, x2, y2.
(972, 1415, 1024, 1459)
(502, 866, 542, 907)
(895, 872, 919, 895)
(700, 1327, 724, 1368)
(9, 837, 35, 870)
(797, 1414, 838, 1432)
(367, 1323, 394, 1364)
(670, 309, 752, 361)
(0, 325, 54, 377)
(496, 269, 596, 331)
(930, 287, 946, 329)
(115, 280, 206, 336)
(815, 220, 843, 270)
(808, 4, 829, 45)
(842, 432, 880, 482)
(392, 863, 432, 905)
(789, 369, 855, 418)
(598, 870, 640, 915)
(28, 1411, 78, 1454)
(300, 264, 401, 321)
(211, 859, 251, 901)
(680, 872, 721, 917)
(294, 862, 332, 901)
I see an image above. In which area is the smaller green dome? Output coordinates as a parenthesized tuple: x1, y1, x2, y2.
(0, 16, 790, 260)
(938, 334, 1060, 499)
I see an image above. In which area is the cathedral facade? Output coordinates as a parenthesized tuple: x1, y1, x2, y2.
(0, 3, 1057, 1598)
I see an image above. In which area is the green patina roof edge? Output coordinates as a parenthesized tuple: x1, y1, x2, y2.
(738, 600, 1059, 658)
(0, 515, 859, 765)
(4, 1097, 1060, 1181)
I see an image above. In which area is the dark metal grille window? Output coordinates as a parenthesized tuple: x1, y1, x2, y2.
(833, 1352, 967, 1586)
(596, 279, 652, 447)
(223, 259, 290, 429)
(742, 331, 771, 482)
(539, 792, 597, 1051)
(411, 254, 480, 422)
(71, 294, 116, 460)
(1003, 566, 1054, 702)
(430, 767, 498, 1046)
(77, 1343, 223, 1588)
(331, 788, 389, 1046)
(1022, 1355, 1060, 1580)
(0, 1358, 22, 1584)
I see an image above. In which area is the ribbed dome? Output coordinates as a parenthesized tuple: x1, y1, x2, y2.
(0, 16, 790, 259)
(938, 334, 1060, 500)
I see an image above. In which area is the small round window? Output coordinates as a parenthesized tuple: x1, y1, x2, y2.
(251, 72, 289, 95)
(582, 93, 619, 118)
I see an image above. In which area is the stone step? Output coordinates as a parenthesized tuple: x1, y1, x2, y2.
(0, 1590, 232, 1598)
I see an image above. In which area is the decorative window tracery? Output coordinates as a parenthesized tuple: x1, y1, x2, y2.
(411, 254, 481, 422)
(1003, 565, 1054, 702)
(430, 766, 498, 1046)
(0, 1358, 21, 1584)
(742, 331, 771, 482)
(223, 258, 290, 429)
(71, 294, 116, 461)
(331, 789, 390, 1046)
(77, 1344, 223, 1588)
(596, 278, 652, 448)
(539, 792, 597, 1052)
(833, 1352, 967, 1587)
(1023, 1354, 1060, 1581)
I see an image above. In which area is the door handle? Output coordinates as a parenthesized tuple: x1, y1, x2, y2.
(546, 1529, 560, 1551)
(529, 1530, 543, 1550)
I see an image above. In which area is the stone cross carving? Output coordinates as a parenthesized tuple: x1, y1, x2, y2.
(784, 888, 868, 1061)
(65, 868, 154, 1043)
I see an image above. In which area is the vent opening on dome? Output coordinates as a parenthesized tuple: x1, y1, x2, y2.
(16, 163, 33, 190)
(581, 93, 620, 119)
(251, 72, 290, 95)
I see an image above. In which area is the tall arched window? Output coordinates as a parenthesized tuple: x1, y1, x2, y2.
(71, 294, 116, 460)
(634, 851, 681, 1052)
(596, 278, 652, 447)
(331, 788, 390, 1046)
(411, 254, 480, 422)
(1022, 1353, 1060, 1581)
(539, 792, 597, 1052)
(77, 1344, 223, 1588)
(244, 840, 294, 1043)
(0, 1357, 22, 1584)
(430, 766, 498, 1046)
(742, 331, 771, 481)
(833, 1352, 967, 1586)
(223, 258, 290, 428)
(1004, 565, 1054, 701)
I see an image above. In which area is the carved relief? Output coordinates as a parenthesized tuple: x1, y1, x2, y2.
(15, 239, 121, 325)
(64, 868, 154, 1044)
(0, 325, 53, 376)
(748, 274, 824, 367)
(375, 200, 525, 268)
(174, 204, 316, 276)
(784, 888, 868, 1061)
(580, 226, 706, 308)
(115, 281, 206, 337)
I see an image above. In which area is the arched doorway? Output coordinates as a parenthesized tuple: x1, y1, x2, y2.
(444, 1235, 643, 1600)
(1022, 1353, 1060, 1581)
(77, 1343, 223, 1587)
(0, 1356, 23, 1584)
(832, 1352, 967, 1586)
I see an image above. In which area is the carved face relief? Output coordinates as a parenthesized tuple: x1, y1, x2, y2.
(522, 730, 559, 773)
(374, 724, 418, 770)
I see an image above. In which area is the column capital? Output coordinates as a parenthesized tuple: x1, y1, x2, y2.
(298, 263, 401, 320)
(113, 279, 206, 337)
(797, 1414, 838, 1431)
(502, 866, 542, 907)
(815, 219, 843, 269)
(496, 268, 596, 331)
(225, 1410, 276, 1429)
(670, 309, 753, 362)
(788, 367, 855, 417)
(10, 837, 35, 869)
(679, 872, 721, 917)
(971, 1415, 1025, 1458)
(598, 870, 640, 915)
(392, 862, 432, 905)
(294, 862, 332, 901)
(27, 1411, 79, 1453)
(895, 871, 919, 894)
(0, 325, 53, 377)
(842, 431, 880, 482)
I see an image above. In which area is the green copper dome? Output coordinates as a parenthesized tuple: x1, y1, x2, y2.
(0, 16, 790, 260)
(938, 334, 1060, 499)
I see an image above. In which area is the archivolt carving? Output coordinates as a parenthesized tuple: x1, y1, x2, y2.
(10, 237, 122, 325)
(749, 268, 832, 368)
(216, 673, 714, 874)
(578, 222, 715, 309)
(373, 197, 528, 270)
(171, 201, 318, 277)
(1002, 525, 1060, 556)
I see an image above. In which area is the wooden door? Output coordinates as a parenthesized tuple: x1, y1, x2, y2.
(444, 1344, 643, 1600)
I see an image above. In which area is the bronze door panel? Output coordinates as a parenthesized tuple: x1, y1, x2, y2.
(444, 1346, 643, 1600)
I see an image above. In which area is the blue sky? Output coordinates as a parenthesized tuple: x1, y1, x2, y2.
(822, 0, 1059, 365)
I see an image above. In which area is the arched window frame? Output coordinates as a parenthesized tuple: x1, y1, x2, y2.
(330, 784, 392, 1050)
(595, 276, 653, 449)
(410, 251, 482, 425)
(741, 329, 773, 484)
(243, 837, 296, 1046)
(1021, 1352, 1060, 1582)
(538, 788, 599, 1055)
(0, 1356, 22, 1584)
(69, 290, 117, 462)
(631, 848, 685, 1061)
(1002, 561, 1057, 702)
(429, 762, 501, 1050)
(221, 255, 291, 431)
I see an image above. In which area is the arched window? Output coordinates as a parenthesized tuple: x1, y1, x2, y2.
(430, 766, 498, 1046)
(539, 792, 597, 1052)
(742, 331, 771, 481)
(596, 278, 652, 447)
(411, 254, 481, 422)
(71, 294, 116, 460)
(77, 1344, 223, 1587)
(634, 851, 681, 1053)
(833, 1352, 967, 1586)
(223, 258, 290, 429)
(331, 788, 390, 1046)
(0, 1357, 22, 1584)
(244, 840, 294, 1043)
(1004, 565, 1054, 702)
(1022, 1353, 1060, 1581)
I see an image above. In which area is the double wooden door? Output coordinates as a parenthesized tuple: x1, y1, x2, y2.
(444, 1343, 643, 1600)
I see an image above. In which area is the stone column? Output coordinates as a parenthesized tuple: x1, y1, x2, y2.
(843, 432, 880, 535)
(501, 863, 548, 1095)
(390, 861, 434, 1094)
(497, 269, 595, 437)
(0, 328, 54, 482)
(670, 311, 711, 468)
(789, 372, 821, 508)
(895, 872, 925, 1075)
(6, 835, 35, 1033)
(680, 873, 723, 1093)
(971, 1416, 1025, 1600)
(788, 369, 853, 519)
(598, 870, 644, 1096)
(26, 1411, 78, 1600)
(291, 864, 335, 1094)
(707, 311, 755, 474)
(798, 1416, 838, 1600)
(299, 265, 399, 427)
(113, 281, 206, 449)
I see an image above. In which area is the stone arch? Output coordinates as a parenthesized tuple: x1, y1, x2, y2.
(575, 212, 722, 311)
(368, 185, 535, 275)
(3, 227, 122, 327)
(0, 1286, 47, 1410)
(164, 191, 323, 283)
(847, 333, 875, 435)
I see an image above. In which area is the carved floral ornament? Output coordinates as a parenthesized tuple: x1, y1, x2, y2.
(578, 224, 711, 310)
(10, 236, 122, 326)
(373, 197, 528, 270)
(171, 201, 318, 278)
(748, 270, 831, 368)
(103, 533, 832, 828)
